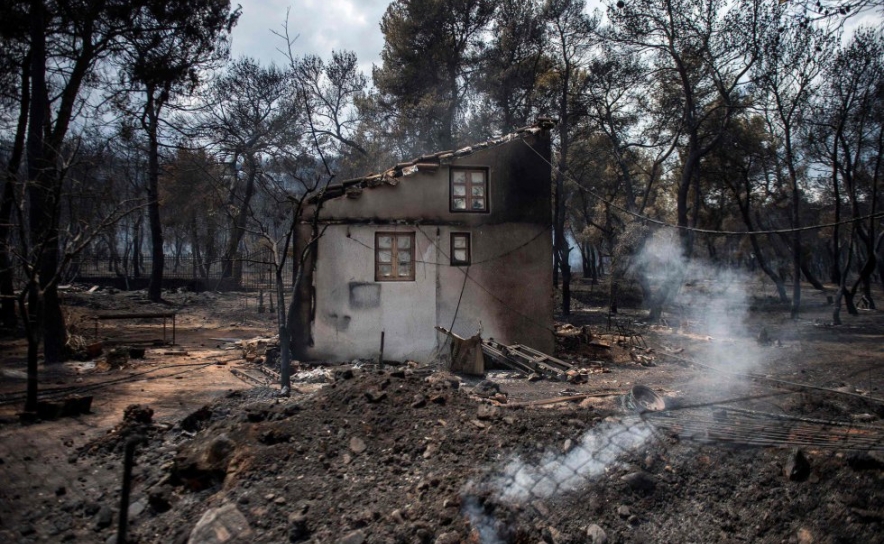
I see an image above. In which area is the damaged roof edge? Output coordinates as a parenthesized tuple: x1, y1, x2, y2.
(314, 117, 557, 203)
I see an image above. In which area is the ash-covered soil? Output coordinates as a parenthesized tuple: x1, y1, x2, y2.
(76, 367, 884, 544)
(2, 282, 883, 543)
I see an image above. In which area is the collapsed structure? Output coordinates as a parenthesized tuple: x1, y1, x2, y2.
(290, 119, 557, 362)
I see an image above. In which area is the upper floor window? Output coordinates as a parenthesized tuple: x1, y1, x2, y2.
(450, 168, 488, 212)
(450, 233, 471, 266)
(375, 232, 415, 281)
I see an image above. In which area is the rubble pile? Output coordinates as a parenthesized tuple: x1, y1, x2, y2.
(72, 369, 884, 544)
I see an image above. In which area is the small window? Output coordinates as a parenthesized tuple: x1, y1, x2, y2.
(450, 168, 488, 212)
(450, 233, 471, 266)
(375, 232, 415, 281)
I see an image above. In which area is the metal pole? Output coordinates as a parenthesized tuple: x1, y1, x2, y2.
(378, 331, 385, 369)
(117, 436, 142, 544)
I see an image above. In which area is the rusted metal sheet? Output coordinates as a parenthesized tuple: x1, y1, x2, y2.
(435, 326, 484, 375)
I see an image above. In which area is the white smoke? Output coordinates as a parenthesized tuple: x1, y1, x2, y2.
(491, 418, 653, 503)
(461, 496, 506, 544)
(633, 231, 768, 380)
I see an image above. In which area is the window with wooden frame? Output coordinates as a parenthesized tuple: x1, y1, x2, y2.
(450, 168, 488, 212)
(450, 233, 471, 266)
(375, 232, 415, 281)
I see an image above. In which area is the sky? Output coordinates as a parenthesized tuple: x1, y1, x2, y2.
(228, 1, 882, 77)
(229, 0, 392, 74)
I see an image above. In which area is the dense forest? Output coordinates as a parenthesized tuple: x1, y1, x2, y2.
(1, 0, 883, 400)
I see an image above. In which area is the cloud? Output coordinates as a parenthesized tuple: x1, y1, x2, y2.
(230, 0, 389, 73)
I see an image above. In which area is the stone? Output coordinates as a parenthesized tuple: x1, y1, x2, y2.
(476, 404, 499, 420)
(123, 404, 153, 424)
(127, 498, 147, 519)
(621, 471, 657, 492)
(617, 505, 631, 518)
(586, 524, 608, 544)
(435, 531, 460, 544)
(422, 443, 438, 460)
(411, 394, 427, 409)
(542, 526, 565, 544)
(173, 433, 237, 490)
(288, 513, 309, 542)
(338, 529, 366, 544)
(846, 451, 884, 471)
(187, 503, 253, 544)
(784, 449, 811, 482)
(94, 506, 113, 530)
(349, 437, 367, 454)
(388, 509, 405, 524)
(364, 389, 387, 403)
(426, 372, 460, 390)
(148, 484, 174, 513)
(797, 527, 814, 544)
(473, 380, 501, 398)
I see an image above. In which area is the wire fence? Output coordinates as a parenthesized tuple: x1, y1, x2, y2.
(67, 250, 290, 292)
(460, 379, 884, 542)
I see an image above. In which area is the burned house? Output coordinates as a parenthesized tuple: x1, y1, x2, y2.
(290, 119, 556, 362)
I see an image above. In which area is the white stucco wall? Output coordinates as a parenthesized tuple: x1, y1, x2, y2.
(307, 224, 441, 362)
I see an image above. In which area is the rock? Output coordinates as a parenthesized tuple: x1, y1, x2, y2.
(123, 404, 154, 424)
(621, 471, 657, 492)
(148, 484, 174, 513)
(338, 529, 366, 544)
(349, 437, 367, 454)
(187, 503, 253, 544)
(84, 502, 101, 516)
(173, 433, 237, 490)
(846, 451, 884, 471)
(797, 527, 814, 544)
(94, 506, 113, 530)
(127, 498, 147, 519)
(334, 368, 355, 381)
(364, 389, 387, 403)
(422, 443, 438, 460)
(617, 505, 631, 518)
(435, 531, 460, 544)
(473, 380, 501, 398)
(784, 449, 811, 482)
(586, 524, 607, 544)
(426, 372, 460, 390)
(388, 509, 405, 524)
(542, 526, 565, 543)
(476, 404, 499, 420)
(288, 513, 309, 542)
(411, 394, 427, 408)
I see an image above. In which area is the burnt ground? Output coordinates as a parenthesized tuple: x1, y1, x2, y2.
(0, 278, 882, 543)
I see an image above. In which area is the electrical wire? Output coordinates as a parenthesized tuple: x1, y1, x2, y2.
(520, 137, 884, 237)
(0, 361, 220, 406)
(342, 226, 558, 335)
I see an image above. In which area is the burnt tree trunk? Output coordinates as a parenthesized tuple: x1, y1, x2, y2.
(145, 86, 166, 302)
(0, 56, 29, 329)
